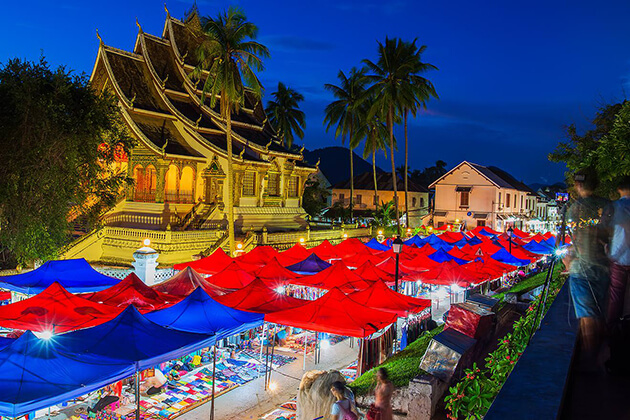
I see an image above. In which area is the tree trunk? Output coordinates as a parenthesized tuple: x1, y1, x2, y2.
(372, 150, 378, 213)
(226, 110, 236, 255)
(404, 109, 409, 230)
(388, 106, 400, 235)
(349, 125, 354, 222)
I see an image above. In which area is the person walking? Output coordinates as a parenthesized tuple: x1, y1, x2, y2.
(367, 368, 394, 420)
(605, 175, 630, 324)
(563, 169, 610, 364)
(330, 381, 358, 420)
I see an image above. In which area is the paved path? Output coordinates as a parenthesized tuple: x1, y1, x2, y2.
(178, 339, 360, 420)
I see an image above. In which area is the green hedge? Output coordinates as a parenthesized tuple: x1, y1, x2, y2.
(492, 263, 564, 301)
(349, 325, 444, 396)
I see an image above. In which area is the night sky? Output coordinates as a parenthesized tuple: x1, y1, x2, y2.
(2, 0, 629, 185)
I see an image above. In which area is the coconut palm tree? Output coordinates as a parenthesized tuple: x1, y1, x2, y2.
(265, 82, 306, 149)
(398, 40, 438, 228)
(191, 6, 269, 255)
(363, 37, 417, 235)
(323, 67, 367, 221)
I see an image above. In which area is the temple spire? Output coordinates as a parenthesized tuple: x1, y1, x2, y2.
(96, 29, 103, 45)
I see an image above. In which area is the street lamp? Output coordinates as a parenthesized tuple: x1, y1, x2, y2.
(507, 226, 513, 255)
(392, 236, 404, 293)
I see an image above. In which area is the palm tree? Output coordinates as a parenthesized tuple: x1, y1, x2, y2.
(363, 37, 417, 235)
(323, 68, 367, 221)
(191, 7, 269, 255)
(398, 40, 438, 228)
(265, 82, 306, 149)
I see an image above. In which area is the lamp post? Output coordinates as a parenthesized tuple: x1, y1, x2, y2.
(507, 226, 513, 255)
(392, 236, 404, 293)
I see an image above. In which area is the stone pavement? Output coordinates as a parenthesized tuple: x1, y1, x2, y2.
(178, 339, 360, 420)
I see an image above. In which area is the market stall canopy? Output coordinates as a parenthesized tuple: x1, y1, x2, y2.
(428, 249, 469, 265)
(254, 258, 299, 288)
(207, 261, 256, 289)
(0, 259, 119, 294)
(152, 267, 230, 297)
(466, 236, 483, 246)
(0, 282, 123, 334)
(415, 261, 480, 287)
(276, 244, 312, 266)
(145, 288, 263, 339)
(215, 278, 307, 314)
(333, 238, 372, 258)
(365, 238, 391, 251)
(236, 245, 279, 266)
(352, 261, 394, 283)
(0, 331, 135, 418)
(0, 337, 13, 351)
(438, 231, 467, 244)
(403, 254, 441, 273)
(56, 306, 215, 370)
(266, 288, 398, 338)
(423, 234, 454, 251)
(293, 261, 373, 292)
(82, 273, 179, 313)
(522, 240, 554, 255)
(404, 235, 426, 247)
(286, 254, 332, 274)
(511, 228, 530, 238)
(470, 226, 499, 238)
(347, 281, 431, 317)
(490, 249, 531, 266)
(376, 257, 413, 276)
(172, 249, 233, 275)
(310, 240, 339, 261)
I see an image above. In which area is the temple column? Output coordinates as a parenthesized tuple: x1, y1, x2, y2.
(155, 162, 168, 203)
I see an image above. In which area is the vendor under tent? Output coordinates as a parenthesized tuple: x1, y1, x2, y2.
(347, 281, 431, 317)
(365, 237, 391, 251)
(81, 273, 179, 313)
(266, 288, 398, 338)
(412, 260, 479, 287)
(0, 282, 123, 333)
(0, 258, 119, 294)
(0, 331, 136, 418)
(145, 288, 263, 339)
(276, 243, 312, 266)
(293, 261, 373, 292)
(215, 278, 307, 313)
(490, 248, 531, 266)
(207, 261, 256, 289)
(151, 266, 230, 297)
(56, 306, 215, 370)
(172, 248, 233, 275)
(286, 254, 332, 274)
(254, 258, 299, 287)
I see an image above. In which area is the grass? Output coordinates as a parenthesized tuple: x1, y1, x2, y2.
(349, 325, 444, 396)
(492, 263, 565, 301)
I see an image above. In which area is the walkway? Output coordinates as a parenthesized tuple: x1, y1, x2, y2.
(178, 339, 360, 420)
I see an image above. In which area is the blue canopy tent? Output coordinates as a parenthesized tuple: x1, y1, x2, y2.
(491, 249, 531, 266)
(0, 331, 135, 418)
(428, 249, 469, 265)
(286, 254, 332, 275)
(477, 228, 498, 238)
(450, 238, 469, 248)
(403, 236, 426, 247)
(56, 306, 215, 370)
(0, 259, 119, 294)
(424, 234, 454, 251)
(0, 337, 14, 351)
(365, 238, 390, 251)
(466, 236, 483, 246)
(522, 240, 554, 255)
(145, 288, 263, 340)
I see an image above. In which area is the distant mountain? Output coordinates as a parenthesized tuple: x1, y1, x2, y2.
(529, 182, 567, 192)
(303, 146, 384, 186)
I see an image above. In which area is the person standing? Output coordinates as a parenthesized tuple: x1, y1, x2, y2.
(330, 381, 358, 420)
(368, 368, 394, 420)
(606, 175, 630, 323)
(563, 169, 610, 361)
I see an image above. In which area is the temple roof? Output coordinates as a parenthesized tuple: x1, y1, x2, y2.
(128, 113, 203, 158)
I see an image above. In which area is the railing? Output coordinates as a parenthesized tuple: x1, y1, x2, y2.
(134, 190, 156, 202)
(263, 196, 282, 207)
(165, 190, 194, 204)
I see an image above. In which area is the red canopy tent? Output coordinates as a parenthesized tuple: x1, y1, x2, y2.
(207, 261, 256, 289)
(172, 249, 233, 275)
(403, 253, 440, 273)
(83, 273, 179, 313)
(236, 245, 279, 266)
(152, 267, 230, 297)
(417, 244, 438, 256)
(266, 288, 398, 338)
(528, 233, 547, 243)
(214, 278, 306, 313)
(447, 247, 473, 261)
(438, 231, 466, 243)
(0, 282, 123, 333)
(352, 261, 394, 283)
(293, 262, 374, 292)
(347, 281, 431, 317)
(341, 252, 385, 268)
(463, 260, 511, 281)
(310, 240, 339, 261)
(511, 228, 530, 238)
(543, 232, 554, 239)
(333, 238, 371, 259)
(416, 261, 480, 287)
(276, 244, 312, 266)
(254, 258, 299, 288)
(376, 257, 413, 276)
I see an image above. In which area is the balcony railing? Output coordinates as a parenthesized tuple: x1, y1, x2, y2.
(134, 190, 156, 202)
(165, 190, 194, 204)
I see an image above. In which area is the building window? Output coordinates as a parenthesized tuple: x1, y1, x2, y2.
(506, 193, 511, 208)
(412, 197, 417, 207)
(420, 197, 425, 208)
(356, 194, 362, 204)
(460, 191, 470, 207)
(499, 192, 502, 206)
(287, 175, 299, 197)
(339, 193, 345, 203)
(520, 195, 523, 210)
(267, 172, 280, 196)
(477, 220, 486, 227)
(242, 171, 256, 196)
(437, 221, 445, 228)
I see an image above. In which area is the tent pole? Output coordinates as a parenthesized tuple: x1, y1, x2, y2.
(258, 322, 266, 377)
(267, 333, 277, 388)
(135, 370, 140, 420)
(302, 331, 307, 371)
(210, 345, 216, 420)
(263, 337, 270, 389)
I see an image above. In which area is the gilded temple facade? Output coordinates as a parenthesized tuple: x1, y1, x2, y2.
(90, 11, 316, 234)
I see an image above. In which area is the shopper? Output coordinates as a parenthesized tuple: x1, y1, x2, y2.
(330, 381, 358, 420)
(367, 368, 393, 420)
(605, 175, 630, 323)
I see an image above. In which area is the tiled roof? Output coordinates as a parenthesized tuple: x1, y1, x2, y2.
(332, 172, 428, 192)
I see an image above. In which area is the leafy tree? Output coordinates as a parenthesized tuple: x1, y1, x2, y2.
(549, 101, 627, 197)
(324, 67, 367, 221)
(0, 57, 133, 265)
(301, 179, 330, 218)
(191, 6, 269, 255)
(265, 82, 306, 149)
(408, 160, 448, 188)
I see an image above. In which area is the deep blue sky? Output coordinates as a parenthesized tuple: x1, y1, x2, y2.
(2, 0, 629, 185)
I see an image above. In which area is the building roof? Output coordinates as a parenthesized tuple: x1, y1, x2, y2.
(332, 171, 428, 192)
(430, 161, 533, 192)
